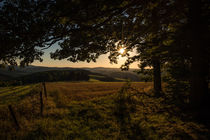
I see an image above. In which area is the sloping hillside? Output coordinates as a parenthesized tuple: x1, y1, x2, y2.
(85, 67, 142, 81)
(0, 66, 142, 82)
(17, 70, 90, 84)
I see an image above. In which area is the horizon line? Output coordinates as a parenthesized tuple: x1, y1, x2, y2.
(30, 64, 139, 69)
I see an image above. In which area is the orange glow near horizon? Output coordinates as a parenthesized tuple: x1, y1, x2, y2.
(32, 53, 139, 68)
(119, 48, 125, 54)
(32, 44, 139, 68)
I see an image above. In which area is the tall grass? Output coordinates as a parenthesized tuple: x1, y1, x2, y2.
(0, 82, 209, 140)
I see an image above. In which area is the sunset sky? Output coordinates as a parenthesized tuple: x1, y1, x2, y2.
(32, 44, 139, 68)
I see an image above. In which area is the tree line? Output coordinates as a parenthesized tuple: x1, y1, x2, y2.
(0, 70, 90, 86)
(0, 0, 209, 112)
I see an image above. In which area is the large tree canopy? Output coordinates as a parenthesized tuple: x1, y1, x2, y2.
(0, 0, 56, 66)
(0, 0, 209, 109)
(0, 0, 138, 65)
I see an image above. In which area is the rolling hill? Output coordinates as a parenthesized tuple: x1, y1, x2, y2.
(0, 65, 143, 83)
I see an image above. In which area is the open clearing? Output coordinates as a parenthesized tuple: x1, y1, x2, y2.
(46, 82, 152, 101)
(0, 82, 209, 140)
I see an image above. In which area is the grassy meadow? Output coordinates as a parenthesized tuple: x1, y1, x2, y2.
(0, 82, 209, 140)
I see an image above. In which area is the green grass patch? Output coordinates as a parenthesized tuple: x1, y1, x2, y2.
(88, 78, 101, 82)
(0, 84, 39, 105)
(0, 82, 209, 140)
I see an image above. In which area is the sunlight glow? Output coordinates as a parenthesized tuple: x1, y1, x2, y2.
(119, 48, 125, 54)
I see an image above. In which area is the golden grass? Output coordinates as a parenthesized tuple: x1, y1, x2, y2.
(0, 82, 209, 140)
(46, 82, 152, 101)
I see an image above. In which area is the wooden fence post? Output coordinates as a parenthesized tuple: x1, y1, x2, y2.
(8, 105, 20, 130)
(40, 91, 44, 117)
(42, 82, 47, 98)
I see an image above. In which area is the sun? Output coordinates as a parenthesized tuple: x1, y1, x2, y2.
(119, 48, 125, 54)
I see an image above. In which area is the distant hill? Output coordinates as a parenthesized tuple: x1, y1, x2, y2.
(0, 65, 143, 83)
(84, 67, 141, 82)
(18, 69, 90, 84)
(0, 65, 71, 77)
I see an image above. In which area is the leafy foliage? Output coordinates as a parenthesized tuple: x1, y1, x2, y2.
(0, 0, 209, 118)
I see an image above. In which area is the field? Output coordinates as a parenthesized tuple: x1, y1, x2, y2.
(0, 82, 209, 140)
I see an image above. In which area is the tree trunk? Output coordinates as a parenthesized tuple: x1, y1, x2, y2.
(189, 0, 209, 108)
(152, 58, 162, 97)
(190, 48, 208, 108)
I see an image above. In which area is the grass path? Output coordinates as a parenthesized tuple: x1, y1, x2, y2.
(0, 84, 38, 105)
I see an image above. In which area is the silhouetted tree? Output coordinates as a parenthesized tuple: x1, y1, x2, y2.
(1, 0, 209, 110)
(0, 0, 58, 66)
(188, 0, 210, 108)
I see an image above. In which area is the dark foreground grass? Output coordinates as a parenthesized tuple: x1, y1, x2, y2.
(0, 82, 209, 140)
